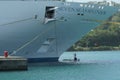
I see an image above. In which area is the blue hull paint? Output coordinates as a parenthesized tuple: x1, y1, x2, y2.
(28, 57, 59, 63)
(0, 1, 119, 63)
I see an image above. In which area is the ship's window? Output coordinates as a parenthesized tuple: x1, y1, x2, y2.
(84, 4, 87, 7)
(45, 6, 55, 19)
(81, 13, 84, 16)
(77, 13, 84, 16)
(101, 6, 104, 9)
(77, 13, 80, 15)
(99, 6, 101, 9)
(88, 5, 91, 8)
(80, 4, 83, 7)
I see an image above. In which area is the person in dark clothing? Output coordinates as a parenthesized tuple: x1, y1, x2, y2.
(74, 53, 77, 61)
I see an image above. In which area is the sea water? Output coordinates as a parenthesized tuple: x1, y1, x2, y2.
(0, 51, 120, 80)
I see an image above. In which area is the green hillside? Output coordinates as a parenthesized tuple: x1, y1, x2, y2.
(68, 12, 120, 51)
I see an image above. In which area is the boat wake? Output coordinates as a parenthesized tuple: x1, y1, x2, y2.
(60, 59, 120, 65)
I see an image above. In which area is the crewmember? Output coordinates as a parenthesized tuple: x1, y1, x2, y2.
(74, 53, 77, 61)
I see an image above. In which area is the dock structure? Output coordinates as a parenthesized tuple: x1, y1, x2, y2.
(0, 56, 28, 71)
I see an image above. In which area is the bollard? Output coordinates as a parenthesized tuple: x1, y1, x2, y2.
(4, 51, 8, 58)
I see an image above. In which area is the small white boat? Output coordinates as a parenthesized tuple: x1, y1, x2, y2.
(60, 59, 80, 64)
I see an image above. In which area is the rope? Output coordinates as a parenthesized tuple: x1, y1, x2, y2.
(0, 16, 36, 27)
(10, 23, 55, 55)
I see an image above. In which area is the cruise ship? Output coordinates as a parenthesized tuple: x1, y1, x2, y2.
(0, 0, 119, 62)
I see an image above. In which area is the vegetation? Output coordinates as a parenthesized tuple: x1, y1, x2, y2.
(68, 12, 120, 51)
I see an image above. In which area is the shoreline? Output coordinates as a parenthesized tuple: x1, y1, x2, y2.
(68, 46, 120, 51)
